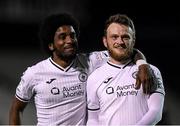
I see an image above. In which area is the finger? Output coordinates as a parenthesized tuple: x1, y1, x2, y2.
(144, 76, 150, 94)
(147, 78, 151, 94)
(147, 77, 152, 94)
(143, 80, 147, 94)
(151, 75, 158, 92)
(135, 76, 141, 89)
(145, 68, 154, 94)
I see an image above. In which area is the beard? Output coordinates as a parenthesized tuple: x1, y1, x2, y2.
(54, 44, 78, 61)
(108, 43, 134, 63)
(57, 50, 77, 60)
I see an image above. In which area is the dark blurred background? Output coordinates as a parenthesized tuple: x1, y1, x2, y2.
(0, 0, 179, 124)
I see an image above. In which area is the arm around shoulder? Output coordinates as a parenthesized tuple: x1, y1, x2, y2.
(136, 65, 165, 125)
(133, 48, 147, 64)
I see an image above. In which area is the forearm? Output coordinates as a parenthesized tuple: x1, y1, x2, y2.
(9, 97, 27, 125)
(136, 109, 162, 125)
(136, 93, 164, 125)
(9, 109, 21, 125)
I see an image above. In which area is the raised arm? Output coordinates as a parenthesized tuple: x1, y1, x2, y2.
(133, 48, 157, 94)
(9, 96, 27, 125)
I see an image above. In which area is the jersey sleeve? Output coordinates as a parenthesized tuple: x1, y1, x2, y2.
(87, 74, 100, 111)
(137, 93, 164, 125)
(15, 67, 35, 102)
(88, 50, 109, 73)
(150, 65, 165, 96)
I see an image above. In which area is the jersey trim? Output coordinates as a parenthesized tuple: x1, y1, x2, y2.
(49, 57, 74, 72)
(15, 94, 29, 102)
(65, 62, 74, 72)
(150, 91, 165, 96)
(122, 60, 133, 69)
(87, 108, 100, 111)
(107, 60, 133, 69)
(107, 61, 121, 69)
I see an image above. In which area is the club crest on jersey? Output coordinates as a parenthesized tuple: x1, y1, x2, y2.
(132, 71, 138, 79)
(51, 87, 60, 95)
(78, 72, 88, 82)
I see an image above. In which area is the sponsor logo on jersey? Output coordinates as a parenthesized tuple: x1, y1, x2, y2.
(46, 78, 56, 84)
(132, 71, 138, 79)
(62, 84, 85, 98)
(116, 84, 138, 97)
(51, 87, 60, 95)
(106, 87, 114, 94)
(78, 72, 88, 82)
(106, 84, 139, 97)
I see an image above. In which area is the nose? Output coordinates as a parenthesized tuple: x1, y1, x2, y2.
(116, 37, 124, 44)
(65, 35, 73, 43)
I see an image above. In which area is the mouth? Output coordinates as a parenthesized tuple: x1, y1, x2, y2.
(64, 45, 76, 52)
(114, 43, 126, 49)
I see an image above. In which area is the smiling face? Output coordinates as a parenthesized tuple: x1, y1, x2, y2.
(49, 25, 78, 61)
(103, 23, 135, 64)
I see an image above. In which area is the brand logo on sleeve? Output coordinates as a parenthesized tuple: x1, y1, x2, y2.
(103, 77, 113, 83)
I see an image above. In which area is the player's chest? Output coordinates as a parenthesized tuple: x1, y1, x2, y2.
(97, 70, 144, 102)
(33, 70, 88, 102)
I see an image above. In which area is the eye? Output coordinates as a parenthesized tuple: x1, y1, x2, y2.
(121, 34, 131, 42)
(69, 33, 76, 39)
(111, 35, 119, 40)
(58, 33, 66, 40)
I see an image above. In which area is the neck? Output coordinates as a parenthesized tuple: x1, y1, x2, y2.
(52, 55, 74, 68)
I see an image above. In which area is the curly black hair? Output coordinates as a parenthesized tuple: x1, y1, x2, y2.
(38, 13, 80, 55)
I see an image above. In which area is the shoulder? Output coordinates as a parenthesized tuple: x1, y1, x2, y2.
(87, 63, 107, 82)
(77, 51, 109, 73)
(86, 64, 107, 94)
(77, 50, 108, 60)
(149, 64, 165, 95)
(149, 64, 162, 75)
(22, 58, 49, 79)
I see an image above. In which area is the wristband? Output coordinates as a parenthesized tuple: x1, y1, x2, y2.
(136, 59, 147, 67)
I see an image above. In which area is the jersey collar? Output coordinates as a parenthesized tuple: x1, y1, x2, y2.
(107, 60, 133, 69)
(49, 57, 75, 72)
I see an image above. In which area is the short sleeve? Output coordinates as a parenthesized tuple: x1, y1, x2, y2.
(150, 65, 165, 96)
(15, 67, 35, 102)
(87, 75, 100, 110)
(88, 50, 109, 73)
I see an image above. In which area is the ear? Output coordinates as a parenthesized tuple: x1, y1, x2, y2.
(48, 43, 54, 51)
(103, 36, 107, 48)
